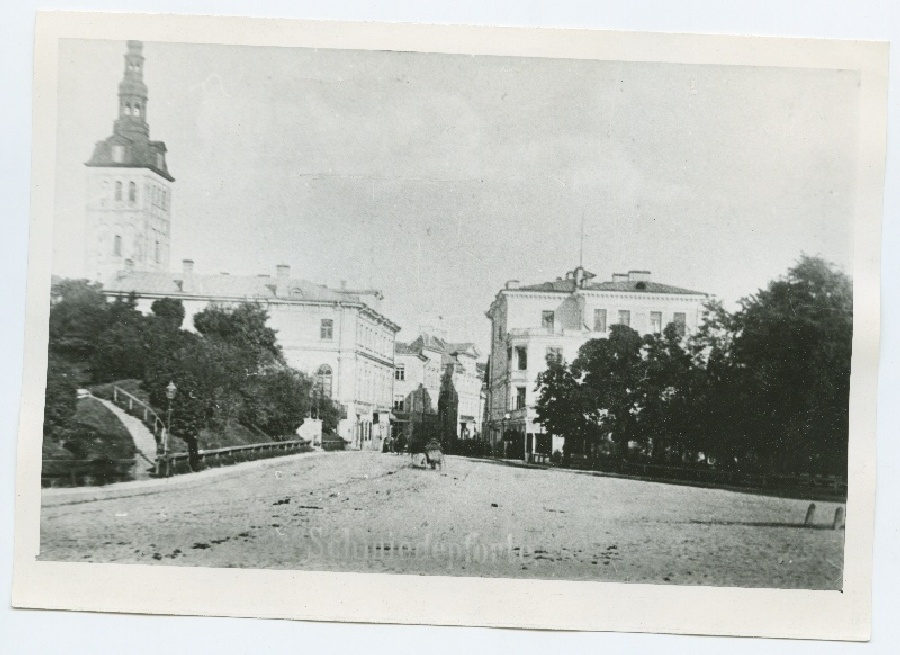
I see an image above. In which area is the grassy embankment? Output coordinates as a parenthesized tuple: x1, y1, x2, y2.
(90, 379, 281, 452)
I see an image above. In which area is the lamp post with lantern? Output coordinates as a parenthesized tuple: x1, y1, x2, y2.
(164, 381, 177, 477)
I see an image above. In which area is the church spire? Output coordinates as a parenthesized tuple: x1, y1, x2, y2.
(113, 40, 149, 139)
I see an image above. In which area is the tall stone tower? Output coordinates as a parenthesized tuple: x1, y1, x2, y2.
(84, 40, 175, 284)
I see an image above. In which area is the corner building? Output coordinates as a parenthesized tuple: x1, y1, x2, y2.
(484, 266, 710, 459)
(106, 262, 400, 450)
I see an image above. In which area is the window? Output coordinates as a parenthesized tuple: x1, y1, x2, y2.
(114, 181, 123, 201)
(113, 235, 122, 257)
(673, 312, 687, 337)
(515, 346, 528, 371)
(157, 153, 164, 169)
(124, 103, 131, 116)
(133, 103, 141, 117)
(112, 145, 124, 163)
(393, 397, 405, 411)
(618, 310, 630, 327)
(316, 364, 333, 399)
(162, 189, 168, 211)
(320, 318, 333, 340)
(546, 347, 563, 364)
(128, 181, 136, 203)
(593, 308, 607, 332)
(394, 364, 405, 381)
(516, 387, 527, 410)
(650, 311, 662, 335)
(542, 310, 555, 331)
(155, 240, 160, 264)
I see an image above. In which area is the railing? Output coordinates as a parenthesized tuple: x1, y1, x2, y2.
(157, 439, 311, 477)
(110, 386, 167, 443)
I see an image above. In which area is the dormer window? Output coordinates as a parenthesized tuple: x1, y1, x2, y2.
(112, 145, 124, 163)
(156, 153, 163, 169)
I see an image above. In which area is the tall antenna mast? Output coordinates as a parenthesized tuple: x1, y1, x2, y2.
(579, 210, 585, 267)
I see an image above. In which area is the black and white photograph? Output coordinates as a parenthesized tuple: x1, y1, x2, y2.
(11, 11, 888, 641)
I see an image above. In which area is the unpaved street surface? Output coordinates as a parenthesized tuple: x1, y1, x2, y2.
(40, 451, 845, 588)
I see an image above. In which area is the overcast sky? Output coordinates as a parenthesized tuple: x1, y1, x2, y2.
(52, 39, 861, 354)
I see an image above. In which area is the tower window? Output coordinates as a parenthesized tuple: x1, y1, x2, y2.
(113, 235, 122, 257)
(124, 103, 131, 116)
(133, 103, 141, 117)
(112, 146, 124, 163)
(128, 181, 136, 203)
(114, 181, 122, 200)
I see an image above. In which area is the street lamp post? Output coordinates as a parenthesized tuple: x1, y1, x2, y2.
(502, 412, 510, 460)
(164, 381, 177, 477)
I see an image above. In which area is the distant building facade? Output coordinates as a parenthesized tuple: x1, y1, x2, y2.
(484, 266, 710, 459)
(390, 333, 483, 448)
(85, 41, 175, 285)
(105, 261, 401, 450)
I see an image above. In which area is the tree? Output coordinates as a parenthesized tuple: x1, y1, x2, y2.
(638, 322, 695, 462)
(150, 297, 186, 328)
(43, 355, 78, 441)
(731, 255, 852, 474)
(240, 367, 312, 438)
(437, 364, 459, 451)
(535, 357, 595, 458)
(194, 302, 282, 364)
(575, 325, 646, 458)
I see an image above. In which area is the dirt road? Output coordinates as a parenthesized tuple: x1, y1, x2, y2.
(40, 451, 845, 588)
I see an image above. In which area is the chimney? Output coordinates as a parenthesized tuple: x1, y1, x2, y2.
(574, 266, 585, 289)
(612, 273, 628, 283)
(505, 280, 520, 290)
(182, 259, 194, 292)
(628, 270, 651, 283)
(275, 264, 291, 297)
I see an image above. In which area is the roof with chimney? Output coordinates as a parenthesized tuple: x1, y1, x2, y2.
(514, 267, 708, 296)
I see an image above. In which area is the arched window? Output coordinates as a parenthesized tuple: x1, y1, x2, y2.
(123, 102, 131, 116)
(114, 181, 122, 201)
(113, 235, 122, 257)
(155, 240, 160, 264)
(128, 181, 136, 203)
(133, 103, 141, 117)
(316, 365, 333, 399)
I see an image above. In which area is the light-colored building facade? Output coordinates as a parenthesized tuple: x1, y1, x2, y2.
(484, 266, 710, 458)
(105, 261, 401, 450)
(390, 334, 484, 447)
(85, 41, 175, 285)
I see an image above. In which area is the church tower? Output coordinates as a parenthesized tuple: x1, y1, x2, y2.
(84, 40, 175, 284)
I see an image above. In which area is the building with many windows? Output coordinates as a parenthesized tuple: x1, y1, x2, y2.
(484, 266, 710, 459)
(105, 261, 401, 449)
(390, 333, 484, 448)
(84, 41, 175, 285)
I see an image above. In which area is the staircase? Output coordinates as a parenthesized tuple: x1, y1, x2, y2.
(96, 397, 158, 480)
